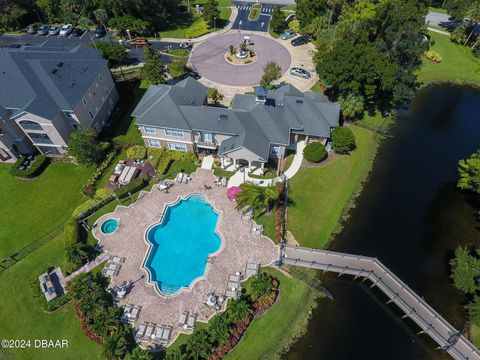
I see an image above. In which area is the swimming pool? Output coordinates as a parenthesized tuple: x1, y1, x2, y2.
(144, 194, 222, 295)
(101, 219, 119, 234)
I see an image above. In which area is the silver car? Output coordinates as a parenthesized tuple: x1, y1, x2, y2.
(290, 67, 311, 79)
(37, 24, 49, 35)
(48, 26, 60, 35)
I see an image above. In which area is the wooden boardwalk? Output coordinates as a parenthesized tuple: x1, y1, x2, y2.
(282, 245, 480, 360)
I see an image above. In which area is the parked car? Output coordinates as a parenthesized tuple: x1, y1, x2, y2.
(59, 24, 73, 36)
(290, 67, 311, 79)
(48, 26, 60, 35)
(179, 41, 192, 48)
(94, 25, 106, 38)
(72, 28, 84, 37)
(37, 24, 49, 35)
(178, 71, 201, 81)
(26, 24, 38, 34)
(291, 35, 309, 47)
(280, 30, 296, 40)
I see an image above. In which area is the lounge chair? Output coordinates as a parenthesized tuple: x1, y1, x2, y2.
(246, 263, 260, 276)
(129, 306, 140, 323)
(181, 173, 188, 184)
(221, 177, 227, 187)
(225, 289, 237, 298)
(109, 256, 125, 263)
(161, 326, 172, 342)
(143, 323, 155, 340)
(179, 311, 188, 326)
(106, 263, 121, 271)
(175, 173, 183, 183)
(186, 313, 196, 329)
(229, 274, 242, 282)
(135, 323, 147, 341)
(121, 305, 133, 323)
(227, 280, 240, 289)
(102, 268, 119, 277)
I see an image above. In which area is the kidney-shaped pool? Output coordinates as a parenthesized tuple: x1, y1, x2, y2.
(144, 194, 222, 296)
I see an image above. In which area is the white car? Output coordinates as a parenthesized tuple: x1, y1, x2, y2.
(59, 24, 73, 36)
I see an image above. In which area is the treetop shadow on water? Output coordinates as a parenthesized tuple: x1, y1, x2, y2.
(286, 84, 480, 360)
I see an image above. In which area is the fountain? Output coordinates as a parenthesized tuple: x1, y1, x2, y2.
(225, 39, 257, 66)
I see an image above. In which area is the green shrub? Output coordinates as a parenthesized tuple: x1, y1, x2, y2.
(303, 142, 327, 162)
(88, 42, 127, 65)
(10, 155, 49, 178)
(82, 149, 118, 197)
(126, 145, 147, 159)
(64, 217, 80, 247)
(156, 150, 196, 175)
(147, 147, 164, 167)
(288, 20, 300, 33)
(185, 19, 210, 38)
(30, 275, 73, 312)
(115, 177, 149, 199)
(332, 126, 356, 154)
(425, 49, 442, 63)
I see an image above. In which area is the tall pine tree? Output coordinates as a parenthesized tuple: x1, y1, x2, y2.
(140, 46, 166, 85)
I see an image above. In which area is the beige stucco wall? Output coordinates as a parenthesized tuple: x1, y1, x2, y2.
(140, 126, 195, 144)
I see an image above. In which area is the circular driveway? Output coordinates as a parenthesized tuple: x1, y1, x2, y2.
(191, 33, 291, 86)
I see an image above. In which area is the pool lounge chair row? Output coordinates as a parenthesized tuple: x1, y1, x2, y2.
(245, 263, 260, 276)
(175, 172, 189, 184)
(109, 255, 125, 263)
(178, 311, 196, 330)
(102, 258, 124, 277)
(135, 322, 172, 344)
(121, 304, 141, 324)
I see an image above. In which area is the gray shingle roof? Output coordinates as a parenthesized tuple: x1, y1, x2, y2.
(132, 79, 340, 160)
(0, 42, 107, 119)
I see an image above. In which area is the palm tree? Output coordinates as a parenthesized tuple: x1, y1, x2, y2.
(186, 329, 211, 360)
(65, 242, 88, 267)
(236, 183, 278, 214)
(227, 299, 251, 323)
(165, 345, 188, 360)
(250, 273, 273, 301)
(125, 347, 154, 360)
(208, 316, 230, 346)
(103, 330, 128, 360)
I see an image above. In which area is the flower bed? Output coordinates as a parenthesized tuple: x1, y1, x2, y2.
(10, 155, 49, 178)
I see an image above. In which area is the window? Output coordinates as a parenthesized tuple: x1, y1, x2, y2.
(202, 132, 213, 142)
(164, 128, 184, 138)
(88, 110, 94, 119)
(63, 111, 77, 120)
(99, 74, 103, 81)
(104, 87, 109, 96)
(271, 145, 281, 156)
(82, 97, 87, 105)
(28, 133, 53, 144)
(168, 142, 187, 152)
(144, 126, 157, 134)
(19, 120, 42, 130)
(148, 139, 161, 148)
(95, 123, 101, 132)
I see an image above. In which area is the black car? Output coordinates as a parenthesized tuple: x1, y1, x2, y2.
(291, 35, 309, 47)
(178, 71, 201, 81)
(94, 25, 106, 38)
(72, 28, 84, 37)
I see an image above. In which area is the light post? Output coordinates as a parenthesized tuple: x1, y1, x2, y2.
(238, 19, 242, 33)
(213, 16, 216, 31)
(126, 29, 131, 41)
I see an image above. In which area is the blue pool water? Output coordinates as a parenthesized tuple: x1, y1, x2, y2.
(145, 194, 222, 295)
(101, 219, 119, 234)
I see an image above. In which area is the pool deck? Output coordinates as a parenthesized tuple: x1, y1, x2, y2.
(92, 169, 279, 347)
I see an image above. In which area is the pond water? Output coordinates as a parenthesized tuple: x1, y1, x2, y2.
(286, 84, 480, 360)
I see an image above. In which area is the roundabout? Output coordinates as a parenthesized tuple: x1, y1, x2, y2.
(191, 32, 292, 87)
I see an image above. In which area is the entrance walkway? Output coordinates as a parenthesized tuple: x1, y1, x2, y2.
(283, 141, 305, 179)
(201, 155, 214, 169)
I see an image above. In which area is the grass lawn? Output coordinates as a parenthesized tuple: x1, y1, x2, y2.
(163, 49, 190, 57)
(213, 168, 235, 179)
(163, 160, 199, 179)
(192, 0, 233, 6)
(286, 125, 378, 248)
(418, 31, 480, 86)
(0, 163, 92, 258)
(225, 267, 318, 360)
(310, 81, 323, 93)
(0, 235, 102, 360)
(428, 6, 448, 14)
(256, 211, 276, 242)
(161, 8, 231, 39)
(472, 324, 480, 347)
(282, 4, 296, 11)
(358, 111, 393, 132)
(248, 4, 262, 21)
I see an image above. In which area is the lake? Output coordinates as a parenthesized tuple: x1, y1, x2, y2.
(286, 84, 480, 360)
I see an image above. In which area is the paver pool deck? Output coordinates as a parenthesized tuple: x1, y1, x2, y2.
(93, 169, 279, 347)
(191, 32, 292, 86)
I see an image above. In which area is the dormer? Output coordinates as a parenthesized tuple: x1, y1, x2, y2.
(255, 86, 268, 104)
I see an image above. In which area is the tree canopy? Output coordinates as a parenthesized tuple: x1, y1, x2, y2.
(260, 61, 282, 88)
(458, 149, 480, 196)
(67, 126, 108, 164)
(270, 6, 287, 34)
(140, 46, 166, 85)
(203, 0, 220, 27)
(450, 246, 480, 294)
(332, 126, 356, 154)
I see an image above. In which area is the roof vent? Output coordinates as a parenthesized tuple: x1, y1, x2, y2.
(255, 86, 268, 104)
(296, 100, 303, 104)
(219, 114, 228, 121)
(57, 62, 63, 67)
(51, 69, 57, 74)
(191, 97, 195, 104)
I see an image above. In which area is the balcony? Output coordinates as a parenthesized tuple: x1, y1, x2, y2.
(196, 140, 217, 149)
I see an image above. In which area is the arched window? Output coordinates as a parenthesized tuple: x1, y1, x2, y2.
(19, 120, 42, 130)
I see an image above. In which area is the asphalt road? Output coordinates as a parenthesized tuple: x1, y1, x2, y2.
(231, 1, 274, 32)
(425, 11, 450, 26)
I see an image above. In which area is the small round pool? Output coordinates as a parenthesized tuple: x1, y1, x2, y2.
(101, 219, 119, 234)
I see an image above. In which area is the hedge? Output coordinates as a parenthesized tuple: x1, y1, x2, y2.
(126, 145, 147, 160)
(64, 216, 80, 247)
(147, 148, 164, 167)
(332, 126, 356, 154)
(115, 177, 149, 199)
(156, 150, 197, 175)
(82, 149, 118, 197)
(303, 142, 327, 163)
(10, 155, 49, 178)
